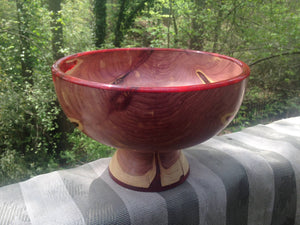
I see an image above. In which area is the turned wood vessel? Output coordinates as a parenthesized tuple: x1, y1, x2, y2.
(52, 48, 250, 192)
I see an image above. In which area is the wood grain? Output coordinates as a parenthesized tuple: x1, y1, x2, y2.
(52, 48, 250, 191)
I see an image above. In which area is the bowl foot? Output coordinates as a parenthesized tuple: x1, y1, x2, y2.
(108, 149, 189, 192)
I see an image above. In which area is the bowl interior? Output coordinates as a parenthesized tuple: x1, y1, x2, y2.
(56, 49, 247, 89)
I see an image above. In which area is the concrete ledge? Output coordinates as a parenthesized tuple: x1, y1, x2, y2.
(0, 117, 299, 225)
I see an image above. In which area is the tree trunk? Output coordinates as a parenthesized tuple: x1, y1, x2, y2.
(170, 0, 178, 46)
(48, 0, 64, 60)
(15, 0, 34, 154)
(189, 0, 205, 50)
(114, 0, 154, 47)
(94, 0, 107, 48)
(212, 2, 223, 52)
(15, 0, 33, 84)
(48, 0, 75, 155)
(114, 0, 128, 47)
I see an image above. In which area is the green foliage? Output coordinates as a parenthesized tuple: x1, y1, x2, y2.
(0, 0, 114, 186)
(62, 129, 115, 167)
(113, 0, 155, 47)
(0, 0, 299, 186)
(61, 0, 94, 54)
(0, 149, 29, 186)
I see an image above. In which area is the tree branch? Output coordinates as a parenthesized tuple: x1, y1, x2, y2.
(249, 51, 300, 67)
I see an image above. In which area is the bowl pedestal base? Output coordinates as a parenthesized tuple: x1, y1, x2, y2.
(108, 149, 189, 192)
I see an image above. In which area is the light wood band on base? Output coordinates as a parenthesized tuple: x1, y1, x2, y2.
(108, 149, 189, 192)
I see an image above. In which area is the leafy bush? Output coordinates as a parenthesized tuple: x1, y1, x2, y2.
(61, 129, 115, 167)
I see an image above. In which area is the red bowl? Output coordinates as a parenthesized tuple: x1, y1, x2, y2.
(52, 48, 250, 191)
(52, 48, 249, 151)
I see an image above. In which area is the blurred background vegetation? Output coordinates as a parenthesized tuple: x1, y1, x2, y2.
(0, 0, 299, 186)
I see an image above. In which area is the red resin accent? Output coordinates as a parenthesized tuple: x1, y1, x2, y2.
(52, 48, 250, 191)
(52, 48, 250, 93)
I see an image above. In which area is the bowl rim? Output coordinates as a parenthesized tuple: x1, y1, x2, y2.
(51, 48, 250, 93)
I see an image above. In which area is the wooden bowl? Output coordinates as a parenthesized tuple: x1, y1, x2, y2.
(52, 48, 250, 191)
